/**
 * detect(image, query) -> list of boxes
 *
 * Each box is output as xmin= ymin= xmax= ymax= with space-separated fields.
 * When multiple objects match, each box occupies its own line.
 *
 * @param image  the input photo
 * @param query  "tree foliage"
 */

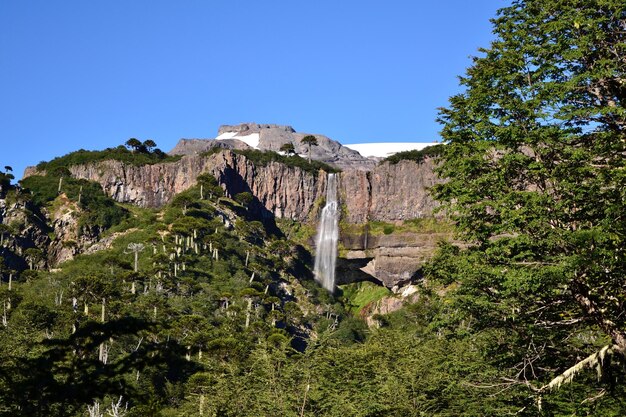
xmin=280 ymin=143 xmax=296 ymax=156
xmin=301 ymin=135 xmax=318 ymax=164
xmin=431 ymin=0 xmax=626 ymax=406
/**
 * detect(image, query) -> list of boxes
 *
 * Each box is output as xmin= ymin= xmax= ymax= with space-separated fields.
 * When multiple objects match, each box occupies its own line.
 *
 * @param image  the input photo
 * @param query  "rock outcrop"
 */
xmin=0 ymin=198 xmax=50 ymax=271
xmin=169 ymin=138 xmax=253 ymax=155
xmin=0 ymin=195 xmax=102 ymax=270
xmin=170 ymin=123 xmax=377 ymax=171
xmin=338 ymin=231 xmax=451 ymax=288
xmin=340 ymin=158 xmax=440 ymax=223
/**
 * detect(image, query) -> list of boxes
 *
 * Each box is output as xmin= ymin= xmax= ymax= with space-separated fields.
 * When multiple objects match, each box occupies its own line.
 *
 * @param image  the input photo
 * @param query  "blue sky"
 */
xmin=1 ymin=0 xmax=506 ymax=178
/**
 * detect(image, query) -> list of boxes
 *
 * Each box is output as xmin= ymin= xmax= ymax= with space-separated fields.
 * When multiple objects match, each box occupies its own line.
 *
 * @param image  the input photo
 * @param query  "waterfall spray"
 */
xmin=314 ymin=173 xmax=339 ymax=292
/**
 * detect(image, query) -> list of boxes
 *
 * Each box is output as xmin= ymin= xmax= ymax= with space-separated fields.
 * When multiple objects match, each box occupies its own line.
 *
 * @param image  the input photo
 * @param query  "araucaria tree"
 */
xmin=301 ymin=135 xmax=318 ymax=163
xmin=432 ymin=0 xmax=626 ymax=401
xmin=125 ymin=138 xmax=142 ymax=153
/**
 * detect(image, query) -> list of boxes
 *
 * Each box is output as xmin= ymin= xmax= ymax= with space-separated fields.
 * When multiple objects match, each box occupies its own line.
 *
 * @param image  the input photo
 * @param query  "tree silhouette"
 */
xmin=124 ymin=138 xmax=142 ymax=153
xmin=142 ymin=139 xmax=156 ymax=153
xmin=301 ymin=135 xmax=318 ymax=164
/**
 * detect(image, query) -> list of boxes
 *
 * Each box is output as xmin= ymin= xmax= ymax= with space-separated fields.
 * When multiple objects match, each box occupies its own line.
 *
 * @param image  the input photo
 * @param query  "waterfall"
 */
xmin=314 ymin=173 xmax=339 ymax=292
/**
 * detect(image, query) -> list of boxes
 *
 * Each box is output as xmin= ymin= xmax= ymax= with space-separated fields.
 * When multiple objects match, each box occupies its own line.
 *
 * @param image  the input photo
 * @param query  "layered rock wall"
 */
xmin=24 ymin=151 xmax=440 ymax=224
xmin=26 ymin=152 xmax=327 ymax=222
xmin=340 ymin=158 xmax=440 ymax=223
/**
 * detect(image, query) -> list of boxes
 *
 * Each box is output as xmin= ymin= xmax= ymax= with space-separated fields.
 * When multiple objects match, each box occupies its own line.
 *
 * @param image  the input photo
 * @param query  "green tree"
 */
xmin=234 ymin=192 xmax=254 ymax=211
xmin=300 ymin=135 xmax=318 ymax=164
xmin=0 ymin=170 xmax=14 ymax=196
xmin=196 ymin=173 xmax=223 ymax=200
xmin=142 ymin=139 xmax=157 ymax=153
xmin=23 ymin=248 xmax=44 ymax=270
xmin=279 ymin=143 xmax=296 ymax=156
xmin=432 ymin=0 xmax=626 ymax=401
xmin=125 ymin=138 xmax=142 ymax=153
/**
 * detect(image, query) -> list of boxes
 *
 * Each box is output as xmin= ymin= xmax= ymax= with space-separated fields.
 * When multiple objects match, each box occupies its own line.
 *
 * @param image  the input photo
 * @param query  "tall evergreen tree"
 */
xmin=433 ymin=0 xmax=626 ymax=398
xmin=301 ymin=135 xmax=318 ymax=164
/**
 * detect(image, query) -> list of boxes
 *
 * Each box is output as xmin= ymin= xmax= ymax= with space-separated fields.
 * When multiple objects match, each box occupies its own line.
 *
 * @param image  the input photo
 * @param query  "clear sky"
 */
xmin=1 ymin=0 xmax=507 ymax=178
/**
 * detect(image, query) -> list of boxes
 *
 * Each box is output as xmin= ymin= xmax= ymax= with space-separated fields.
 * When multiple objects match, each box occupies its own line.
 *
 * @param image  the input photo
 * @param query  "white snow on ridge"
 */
xmin=215 ymin=132 xmax=260 ymax=149
xmin=344 ymin=142 xmax=438 ymax=158
xmin=215 ymin=132 xmax=238 ymax=140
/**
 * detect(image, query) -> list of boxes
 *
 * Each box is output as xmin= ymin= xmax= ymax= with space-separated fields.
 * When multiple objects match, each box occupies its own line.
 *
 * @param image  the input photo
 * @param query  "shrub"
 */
xmin=381 ymin=144 xmax=444 ymax=165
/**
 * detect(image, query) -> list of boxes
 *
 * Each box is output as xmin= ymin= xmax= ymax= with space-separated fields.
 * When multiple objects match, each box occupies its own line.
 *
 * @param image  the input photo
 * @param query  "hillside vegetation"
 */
xmin=2 ymin=0 xmax=626 ymax=413
xmin=36 ymin=144 xmax=180 ymax=173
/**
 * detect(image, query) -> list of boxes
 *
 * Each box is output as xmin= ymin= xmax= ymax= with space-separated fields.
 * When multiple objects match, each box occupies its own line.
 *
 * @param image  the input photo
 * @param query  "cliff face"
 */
xmin=340 ymin=158 xmax=440 ymax=223
xmin=0 ymin=196 xmax=97 ymax=271
xmin=27 ymin=152 xmax=327 ymax=222
xmin=24 ymin=150 xmax=440 ymax=224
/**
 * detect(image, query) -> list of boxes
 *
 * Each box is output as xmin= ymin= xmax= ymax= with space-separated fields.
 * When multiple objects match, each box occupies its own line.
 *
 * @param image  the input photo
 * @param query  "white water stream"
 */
xmin=314 ymin=173 xmax=339 ymax=292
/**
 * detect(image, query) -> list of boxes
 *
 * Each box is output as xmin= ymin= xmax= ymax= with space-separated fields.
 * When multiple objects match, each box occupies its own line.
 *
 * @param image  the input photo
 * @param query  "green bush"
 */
xmin=381 ymin=144 xmax=444 ymax=165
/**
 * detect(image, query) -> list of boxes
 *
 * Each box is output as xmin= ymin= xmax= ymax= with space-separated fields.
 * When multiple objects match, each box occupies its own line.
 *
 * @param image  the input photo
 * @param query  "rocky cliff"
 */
xmin=340 ymin=158 xmax=440 ymax=223
xmin=0 ymin=195 xmax=101 ymax=270
xmin=24 ymin=150 xmax=440 ymax=224
xmin=26 ymin=151 xmax=328 ymax=221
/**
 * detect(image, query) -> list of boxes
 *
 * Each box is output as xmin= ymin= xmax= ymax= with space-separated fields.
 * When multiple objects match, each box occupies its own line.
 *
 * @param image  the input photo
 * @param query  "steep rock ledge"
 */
xmin=26 ymin=151 xmax=327 ymax=222
xmin=340 ymin=157 xmax=441 ymax=223
xmin=24 ymin=151 xmax=442 ymax=224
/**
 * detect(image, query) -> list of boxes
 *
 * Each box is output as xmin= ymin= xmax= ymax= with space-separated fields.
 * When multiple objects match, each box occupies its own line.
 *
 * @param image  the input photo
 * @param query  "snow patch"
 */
xmin=215 ymin=132 xmax=238 ymax=140
xmin=215 ymin=132 xmax=260 ymax=149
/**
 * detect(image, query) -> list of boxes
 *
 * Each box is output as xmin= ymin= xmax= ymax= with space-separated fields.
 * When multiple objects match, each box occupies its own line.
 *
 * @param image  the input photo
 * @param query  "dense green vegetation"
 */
xmin=0 ymin=166 xmax=15 ymax=198
xmin=381 ymin=144 xmax=444 ymax=165
xmin=36 ymin=144 xmax=180 ymax=173
xmin=429 ymin=0 xmax=626 ymax=412
xmin=1 ymin=0 xmax=625 ymax=415
xmin=234 ymin=148 xmax=340 ymax=174
xmin=21 ymin=175 xmax=128 ymax=231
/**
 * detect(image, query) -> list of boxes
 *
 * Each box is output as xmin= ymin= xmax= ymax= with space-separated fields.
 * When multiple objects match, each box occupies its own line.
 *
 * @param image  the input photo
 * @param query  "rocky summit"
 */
xmin=169 ymin=123 xmax=378 ymax=171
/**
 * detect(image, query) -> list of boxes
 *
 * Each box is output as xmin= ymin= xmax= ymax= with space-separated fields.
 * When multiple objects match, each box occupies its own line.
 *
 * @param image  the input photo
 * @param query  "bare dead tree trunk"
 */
xmin=245 ymin=298 xmax=252 ymax=328
xmin=2 ymin=301 xmax=7 ymax=327
xmin=299 ymin=380 xmax=310 ymax=417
